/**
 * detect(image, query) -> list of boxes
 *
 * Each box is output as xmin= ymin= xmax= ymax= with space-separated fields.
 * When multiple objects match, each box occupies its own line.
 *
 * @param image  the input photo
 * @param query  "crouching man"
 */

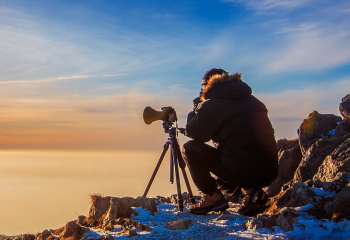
xmin=182 ymin=68 xmax=278 ymax=216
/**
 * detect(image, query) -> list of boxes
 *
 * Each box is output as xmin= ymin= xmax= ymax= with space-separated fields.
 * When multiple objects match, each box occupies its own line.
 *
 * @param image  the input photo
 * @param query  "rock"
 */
xmin=298 ymin=110 xmax=342 ymax=156
xmin=277 ymin=182 xmax=315 ymax=208
xmin=156 ymin=196 xmax=171 ymax=203
xmin=335 ymin=122 xmax=350 ymax=137
xmin=265 ymin=144 xmax=302 ymax=196
xmin=36 ymin=230 xmax=52 ymax=240
xmin=339 ymin=94 xmax=350 ymax=123
xmin=116 ymin=218 xmax=153 ymax=232
xmin=276 ymin=208 xmax=295 ymax=232
xmin=170 ymin=192 xmax=190 ymax=204
xmin=314 ymin=138 xmax=350 ymax=181
xmin=118 ymin=229 xmax=137 ymax=238
xmin=165 ymin=220 xmax=195 ymax=230
xmin=323 ymin=200 xmax=338 ymax=214
xmin=103 ymin=198 xmax=138 ymax=224
xmin=334 ymin=187 xmax=350 ymax=199
xmin=334 ymin=172 xmax=350 ymax=180
xmin=105 ymin=235 xmax=115 ymax=240
xmin=294 ymin=134 xmax=349 ymax=182
xmin=312 ymin=179 xmax=338 ymax=192
xmin=77 ymin=215 xmax=86 ymax=225
xmin=322 ymin=188 xmax=350 ymax=219
xmin=20 ymin=235 xmax=35 ymax=240
xmin=88 ymin=196 xmax=157 ymax=226
xmin=60 ymin=221 xmax=88 ymax=240
xmin=244 ymin=218 xmax=264 ymax=231
xmin=257 ymin=214 xmax=279 ymax=229
xmin=276 ymin=138 xmax=299 ymax=153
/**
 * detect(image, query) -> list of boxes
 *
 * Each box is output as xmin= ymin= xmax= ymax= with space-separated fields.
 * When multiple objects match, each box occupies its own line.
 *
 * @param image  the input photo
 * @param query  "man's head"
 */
xmin=202 ymin=68 xmax=228 ymax=86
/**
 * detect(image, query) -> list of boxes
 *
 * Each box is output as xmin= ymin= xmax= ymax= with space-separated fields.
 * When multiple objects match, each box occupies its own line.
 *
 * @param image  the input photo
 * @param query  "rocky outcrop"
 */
xmin=265 ymin=139 xmax=302 ymax=197
xmin=339 ymin=94 xmax=350 ymax=124
xmin=293 ymin=134 xmax=350 ymax=182
xmin=298 ymin=110 xmax=342 ymax=156
xmin=86 ymin=194 xmax=157 ymax=227
xmin=275 ymin=182 xmax=316 ymax=209
xmin=251 ymin=94 xmax=350 ymax=232
xmin=314 ymin=138 xmax=350 ymax=181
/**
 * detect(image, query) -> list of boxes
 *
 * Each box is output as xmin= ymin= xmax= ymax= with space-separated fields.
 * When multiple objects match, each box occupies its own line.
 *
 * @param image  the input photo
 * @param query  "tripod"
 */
xmin=142 ymin=121 xmax=196 ymax=211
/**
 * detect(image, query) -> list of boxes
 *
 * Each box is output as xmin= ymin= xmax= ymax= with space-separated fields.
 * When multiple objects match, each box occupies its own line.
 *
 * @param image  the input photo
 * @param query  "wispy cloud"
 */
xmin=102 ymin=74 xmax=127 ymax=77
xmin=224 ymin=0 xmax=312 ymax=11
xmin=256 ymin=77 xmax=350 ymax=139
xmin=0 ymin=75 xmax=91 ymax=84
xmin=267 ymin=28 xmax=350 ymax=72
xmin=167 ymin=84 xmax=195 ymax=94
xmin=0 ymin=6 xmax=201 ymax=85
xmin=150 ymin=13 xmax=180 ymax=19
xmin=274 ymin=23 xmax=316 ymax=34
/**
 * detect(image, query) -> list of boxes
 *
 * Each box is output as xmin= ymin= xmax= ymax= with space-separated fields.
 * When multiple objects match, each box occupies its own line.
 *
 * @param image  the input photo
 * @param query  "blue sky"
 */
xmin=0 ymin=0 xmax=350 ymax=149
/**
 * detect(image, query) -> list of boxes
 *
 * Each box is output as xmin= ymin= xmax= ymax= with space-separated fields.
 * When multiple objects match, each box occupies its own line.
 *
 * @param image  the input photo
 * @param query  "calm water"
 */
xmin=0 ymin=150 xmax=196 ymax=235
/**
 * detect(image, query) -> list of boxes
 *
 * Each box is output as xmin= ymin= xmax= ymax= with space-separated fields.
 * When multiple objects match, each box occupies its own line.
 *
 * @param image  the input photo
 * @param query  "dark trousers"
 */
xmin=182 ymin=140 xmax=238 ymax=195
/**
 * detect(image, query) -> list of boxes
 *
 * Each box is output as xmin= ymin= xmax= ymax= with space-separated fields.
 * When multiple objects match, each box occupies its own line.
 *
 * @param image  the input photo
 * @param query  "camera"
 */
xmin=143 ymin=106 xmax=177 ymax=124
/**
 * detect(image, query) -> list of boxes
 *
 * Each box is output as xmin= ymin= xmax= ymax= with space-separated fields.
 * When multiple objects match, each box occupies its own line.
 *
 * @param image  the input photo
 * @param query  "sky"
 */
xmin=1 ymin=0 xmax=350 ymax=150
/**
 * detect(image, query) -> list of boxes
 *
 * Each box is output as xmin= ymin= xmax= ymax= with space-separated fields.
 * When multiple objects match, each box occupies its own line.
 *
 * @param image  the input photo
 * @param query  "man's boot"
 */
xmin=190 ymin=190 xmax=229 ymax=215
xmin=238 ymin=188 xmax=268 ymax=216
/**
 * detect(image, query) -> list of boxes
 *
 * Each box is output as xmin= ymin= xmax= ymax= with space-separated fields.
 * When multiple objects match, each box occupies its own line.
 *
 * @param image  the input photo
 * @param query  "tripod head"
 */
xmin=162 ymin=121 xmax=174 ymax=133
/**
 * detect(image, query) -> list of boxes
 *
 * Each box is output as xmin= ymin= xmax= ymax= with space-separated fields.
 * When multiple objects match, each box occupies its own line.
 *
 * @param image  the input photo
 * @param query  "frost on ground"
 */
xmin=80 ymin=201 xmax=350 ymax=240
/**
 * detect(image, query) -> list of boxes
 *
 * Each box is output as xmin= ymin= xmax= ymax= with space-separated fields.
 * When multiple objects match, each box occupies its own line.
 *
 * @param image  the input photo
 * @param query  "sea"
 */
xmin=0 ymin=150 xmax=196 ymax=235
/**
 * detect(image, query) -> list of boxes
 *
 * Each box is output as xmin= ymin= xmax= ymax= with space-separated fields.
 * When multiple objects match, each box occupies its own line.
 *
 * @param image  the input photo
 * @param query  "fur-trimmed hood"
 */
xmin=201 ymin=72 xmax=252 ymax=100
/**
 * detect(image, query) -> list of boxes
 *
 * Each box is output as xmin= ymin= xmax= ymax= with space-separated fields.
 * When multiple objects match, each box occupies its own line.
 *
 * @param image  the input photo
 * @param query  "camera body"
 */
xmin=143 ymin=106 xmax=177 ymax=124
xmin=161 ymin=107 xmax=177 ymax=122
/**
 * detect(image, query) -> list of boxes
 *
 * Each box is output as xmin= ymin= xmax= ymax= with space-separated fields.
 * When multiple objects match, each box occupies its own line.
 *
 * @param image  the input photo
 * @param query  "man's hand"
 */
xmin=161 ymin=106 xmax=178 ymax=122
xmin=178 ymin=127 xmax=186 ymax=135
xmin=193 ymin=97 xmax=202 ymax=110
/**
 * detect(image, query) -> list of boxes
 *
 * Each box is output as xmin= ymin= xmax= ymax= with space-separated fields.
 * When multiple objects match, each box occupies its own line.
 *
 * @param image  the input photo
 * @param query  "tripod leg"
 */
xmin=171 ymin=143 xmax=183 ymax=212
xmin=180 ymin=168 xmax=196 ymax=204
xmin=142 ymin=141 xmax=170 ymax=198
xmin=170 ymin=147 xmax=174 ymax=184
xmin=173 ymin=138 xmax=196 ymax=204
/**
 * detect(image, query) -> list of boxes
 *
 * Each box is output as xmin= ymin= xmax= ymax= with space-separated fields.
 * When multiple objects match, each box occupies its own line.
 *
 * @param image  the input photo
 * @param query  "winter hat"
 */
xmin=202 ymin=68 xmax=228 ymax=85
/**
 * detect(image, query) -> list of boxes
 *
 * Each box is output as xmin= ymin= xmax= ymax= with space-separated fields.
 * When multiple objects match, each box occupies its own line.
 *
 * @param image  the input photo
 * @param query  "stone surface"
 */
xmin=244 ymin=218 xmax=264 ymax=231
xmin=265 ymin=144 xmax=302 ymax=197
xmin=298 ymin=111 xmax=342 ymax=156
xmin=293 ymin=134 xmax=349 ymax=182
xmin=60 ymin=221 xmax=88 ymax=240
xmin=165 ymin=220 xmax=195 ymax=230
xmin=20 ymin=235 xmax=35 ymax=240
xmin=115 ymin=217 xmax=153 ymax=232
xmin=276 ymin=138 xmax=299 ymax=153
xmin=335 ymin=122 xmax=350 ymax=137
xmin=339 ymin=94 xmax=350 ymax=122
xmin=312 ymin=179 xmax=338 ymax=192
xmin=276 ymin=209 xmax=295 ymax=232
xmin=36 ymin=230 xmax=52 ymax=240
xmin=88 ymin=195 xmax=157 ymax=227
xmin=170 ymin=192 xmax=190 ymax=205
xmin=276 ymin=182 xmax=315 ymax=208
xmin=118 ymin=229 xmax=137 ymax=238
xmin=314 ymin=138 xmax=350 ymax=181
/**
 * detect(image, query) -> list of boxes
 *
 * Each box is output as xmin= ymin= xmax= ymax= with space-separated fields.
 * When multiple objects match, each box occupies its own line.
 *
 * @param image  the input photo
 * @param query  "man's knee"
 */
xmin=182 ymin=140 xmax=205 ymax=154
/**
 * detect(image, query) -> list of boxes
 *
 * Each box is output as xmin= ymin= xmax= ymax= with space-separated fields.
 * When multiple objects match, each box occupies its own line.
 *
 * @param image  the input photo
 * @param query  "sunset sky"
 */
xmin=1 ymin=0 xmax=350 ymax=149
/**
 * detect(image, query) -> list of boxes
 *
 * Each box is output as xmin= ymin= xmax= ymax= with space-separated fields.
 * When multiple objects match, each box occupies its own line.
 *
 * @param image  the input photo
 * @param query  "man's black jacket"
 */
xmin=185 ymin=73 xmax=278 ymax=188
